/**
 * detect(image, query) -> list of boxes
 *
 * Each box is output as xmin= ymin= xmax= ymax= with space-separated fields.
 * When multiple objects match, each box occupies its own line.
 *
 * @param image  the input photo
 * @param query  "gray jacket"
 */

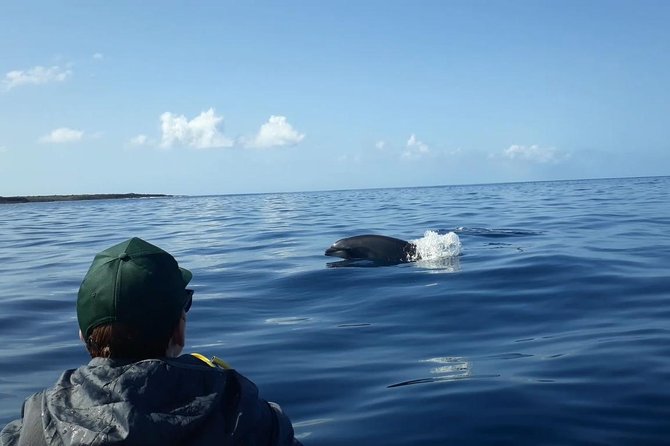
xmin=0 ymin=355 xmax=301 ymax=445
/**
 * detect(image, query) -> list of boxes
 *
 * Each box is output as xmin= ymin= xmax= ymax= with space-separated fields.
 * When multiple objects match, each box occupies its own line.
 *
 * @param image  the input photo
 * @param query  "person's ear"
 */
xmin=165 ymin=311 xmax=186 ymax=357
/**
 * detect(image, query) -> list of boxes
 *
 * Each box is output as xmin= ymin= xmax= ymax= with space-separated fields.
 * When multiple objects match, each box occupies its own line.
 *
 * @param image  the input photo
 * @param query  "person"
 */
xmin=0 ymin=237 xmax=302 ymax=445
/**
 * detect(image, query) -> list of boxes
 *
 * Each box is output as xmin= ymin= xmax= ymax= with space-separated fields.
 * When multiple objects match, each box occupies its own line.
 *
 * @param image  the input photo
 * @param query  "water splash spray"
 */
xmin=411 ymin=230 xmax=461 ymax=260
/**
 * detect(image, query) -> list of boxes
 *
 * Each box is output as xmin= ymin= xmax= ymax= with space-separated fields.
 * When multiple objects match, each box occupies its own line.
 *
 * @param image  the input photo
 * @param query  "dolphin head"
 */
xmin=325 ymin=238 xmax=371 ymax=260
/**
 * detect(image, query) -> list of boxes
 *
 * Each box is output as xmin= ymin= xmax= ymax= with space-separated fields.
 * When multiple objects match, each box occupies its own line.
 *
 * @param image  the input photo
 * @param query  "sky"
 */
xmin=1 ymin=0 xmax=669 ymax=196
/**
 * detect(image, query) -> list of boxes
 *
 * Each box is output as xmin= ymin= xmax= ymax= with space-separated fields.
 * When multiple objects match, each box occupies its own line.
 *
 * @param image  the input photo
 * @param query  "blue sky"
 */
xmin=1 ymin=1 xmax=669 ymax=195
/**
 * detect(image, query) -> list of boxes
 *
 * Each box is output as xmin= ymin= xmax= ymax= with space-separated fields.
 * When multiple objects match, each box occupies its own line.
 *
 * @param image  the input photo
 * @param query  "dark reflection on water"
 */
xmin=1 ymin=177 xmax=670 ymax=445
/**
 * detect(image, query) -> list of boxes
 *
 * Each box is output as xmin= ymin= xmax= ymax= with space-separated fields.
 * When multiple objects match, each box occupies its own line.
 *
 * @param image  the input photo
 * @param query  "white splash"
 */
xmin=411 ymin=230 xmax=461 ymax=260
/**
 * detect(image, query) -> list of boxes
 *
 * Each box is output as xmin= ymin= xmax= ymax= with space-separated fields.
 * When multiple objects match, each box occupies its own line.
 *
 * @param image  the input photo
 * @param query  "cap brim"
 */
xmin=180 ymin=267 xmax=193 ymax=285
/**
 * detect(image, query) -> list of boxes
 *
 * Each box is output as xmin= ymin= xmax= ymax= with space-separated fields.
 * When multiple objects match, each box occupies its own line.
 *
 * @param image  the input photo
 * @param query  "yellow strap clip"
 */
xmin=190 ymin=352 xmax=232 ymax=369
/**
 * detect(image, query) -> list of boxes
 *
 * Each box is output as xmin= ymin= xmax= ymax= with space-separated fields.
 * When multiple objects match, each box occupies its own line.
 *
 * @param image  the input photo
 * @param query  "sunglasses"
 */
xmin=184 ymin=289 xmax=194 ymax=313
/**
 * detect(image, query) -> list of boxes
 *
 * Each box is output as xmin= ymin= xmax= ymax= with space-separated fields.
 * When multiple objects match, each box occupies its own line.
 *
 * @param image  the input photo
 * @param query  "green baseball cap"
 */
xmin=77 ymin=237 xmax=192 ymax=340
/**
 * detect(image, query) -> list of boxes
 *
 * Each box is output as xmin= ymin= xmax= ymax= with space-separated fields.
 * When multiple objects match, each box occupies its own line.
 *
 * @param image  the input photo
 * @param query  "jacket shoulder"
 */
xmin=0 ymin=391 xmax=48 ymax=446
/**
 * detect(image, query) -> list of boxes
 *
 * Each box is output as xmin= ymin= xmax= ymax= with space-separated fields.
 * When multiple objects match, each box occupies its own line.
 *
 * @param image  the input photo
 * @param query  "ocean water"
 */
xmin=1 ymin=176 xmax=669 ymax=445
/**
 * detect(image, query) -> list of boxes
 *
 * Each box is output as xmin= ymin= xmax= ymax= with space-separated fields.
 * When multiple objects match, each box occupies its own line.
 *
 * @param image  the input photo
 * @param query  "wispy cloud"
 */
xmin=129 ymin=134 xmax=150 ymax=146
xmin=3 ymin=65 xmax=72 ymax=90
xmin=244 ymin=115 xmax=305 ymax=149
xmin=39 ymin=127 xmax=84 ymax=144
xmin=502 ymin=144 xmax=568 ymax=163
xmin=375 ymin=140 xmax=387 ymax=150
xmin=92 ymin=53 xmax=104 ymax=61
xmin=402 ymin=134 xmax=430 ymax=159
xmin=160 ymin=108 xmax=233 ymax=149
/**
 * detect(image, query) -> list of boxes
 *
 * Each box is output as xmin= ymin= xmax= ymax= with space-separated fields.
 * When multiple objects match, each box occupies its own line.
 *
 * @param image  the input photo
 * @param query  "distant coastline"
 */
xmin=0 ymin=193 xmax=171 ymax=204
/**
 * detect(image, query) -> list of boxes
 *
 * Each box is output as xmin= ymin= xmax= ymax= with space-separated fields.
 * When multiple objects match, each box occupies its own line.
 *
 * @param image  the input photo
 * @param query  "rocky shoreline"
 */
xmin=0 ymin=193 xmax=171 ymax=204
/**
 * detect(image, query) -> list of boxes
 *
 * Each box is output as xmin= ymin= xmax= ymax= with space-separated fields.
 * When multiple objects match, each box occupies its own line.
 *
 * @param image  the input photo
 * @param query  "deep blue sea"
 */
xmin=1 ymin=176 xmax=669 ymax=445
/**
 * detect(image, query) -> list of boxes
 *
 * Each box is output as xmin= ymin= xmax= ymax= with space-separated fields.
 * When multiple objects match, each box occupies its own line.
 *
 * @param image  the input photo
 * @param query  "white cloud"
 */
xmin=3 ymin=65 xmax=72 ymax=90
xmin=160 ymin=108 xmax=233 ymax=149
xmin=245 ymin=115 xmax=305 ymax=149
xmin=0 ymin=146 xmax=7 ymax=153
xmin=375 ymin=140 xmax=387 ymax=150
xmin=503 ymin=144 xmax=567 ymax=163
xmin=402 ymin=134 xmax=430 ymax=159
xmin=129 ymin=134 xmax=149 ymax=146
xmin=39 ymin=127 xmax=84 ymax=144
xmin=93 ymin=53 xmax=104 ymax=61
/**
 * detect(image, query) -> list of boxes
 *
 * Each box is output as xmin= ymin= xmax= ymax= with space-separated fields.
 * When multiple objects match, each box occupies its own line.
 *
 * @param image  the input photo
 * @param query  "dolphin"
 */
xmin=325 ymin=235 xmax=418 ymax=264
